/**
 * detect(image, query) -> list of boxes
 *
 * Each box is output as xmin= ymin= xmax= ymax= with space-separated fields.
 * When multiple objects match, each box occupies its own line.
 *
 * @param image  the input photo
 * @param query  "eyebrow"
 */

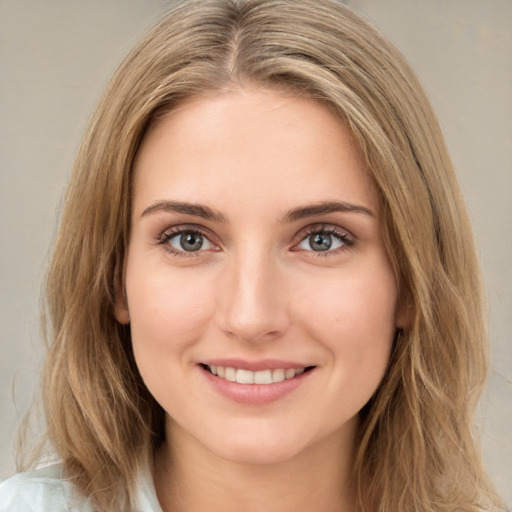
xmin=279 ymin=201 xmax=375 ymax=223
xmin=140 ymin=199 xmax=374 ymax=223
xmin=141 ymin=200 xmax=228 ymax=222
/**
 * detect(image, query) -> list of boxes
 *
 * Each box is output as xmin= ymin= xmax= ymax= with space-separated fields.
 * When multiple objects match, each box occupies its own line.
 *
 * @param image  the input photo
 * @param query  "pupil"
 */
xmin=310 ymin=233 xmax=332 ymax=251
xmin=180 ymin=233 xmax=203 ymax=251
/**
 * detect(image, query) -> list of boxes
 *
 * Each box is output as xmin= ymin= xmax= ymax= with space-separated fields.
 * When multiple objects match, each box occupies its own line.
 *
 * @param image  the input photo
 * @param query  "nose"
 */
xmin=215 ymin=249 xmax=290 ymax=344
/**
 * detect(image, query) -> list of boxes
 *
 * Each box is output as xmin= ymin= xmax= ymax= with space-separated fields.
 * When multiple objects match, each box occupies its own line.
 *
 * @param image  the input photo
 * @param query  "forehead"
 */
xmin=132 ymin=87 xmax=378 ymax=218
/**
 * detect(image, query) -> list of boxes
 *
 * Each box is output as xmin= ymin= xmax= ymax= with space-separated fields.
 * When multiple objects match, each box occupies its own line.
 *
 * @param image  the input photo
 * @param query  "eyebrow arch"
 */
xmin=141 ymin=200 xmax=227 ymax=223
xmin=279 ymin=201 xmax=375 ymax=224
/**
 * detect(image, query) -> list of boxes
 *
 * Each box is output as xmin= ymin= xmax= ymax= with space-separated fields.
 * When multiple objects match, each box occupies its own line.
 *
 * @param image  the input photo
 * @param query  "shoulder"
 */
xmin=0 ymin=464 xmax=91 ymax=512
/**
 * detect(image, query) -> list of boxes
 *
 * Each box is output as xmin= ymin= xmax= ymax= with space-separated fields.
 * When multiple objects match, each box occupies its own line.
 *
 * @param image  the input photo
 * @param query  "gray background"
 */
xmin=1 ymin=0 xmax=510 ymax=504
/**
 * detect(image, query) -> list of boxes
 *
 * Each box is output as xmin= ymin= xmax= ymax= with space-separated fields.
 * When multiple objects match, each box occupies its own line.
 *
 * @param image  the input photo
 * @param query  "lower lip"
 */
xmin=201 ymin=367 xmax=313 ymax=406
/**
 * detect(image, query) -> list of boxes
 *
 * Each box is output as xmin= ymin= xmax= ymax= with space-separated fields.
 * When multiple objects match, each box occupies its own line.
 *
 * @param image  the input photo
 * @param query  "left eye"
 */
xmin=167 ymin=231 xmax=214 ymax=252
xmin=297 ymin=232 xmax=345 ymax=252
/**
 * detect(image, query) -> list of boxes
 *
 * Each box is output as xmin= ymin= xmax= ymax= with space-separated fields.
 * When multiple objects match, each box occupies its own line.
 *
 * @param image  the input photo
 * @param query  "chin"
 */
xmin=214 ymin=440 xmax=306 ymax=466
xmin=198 ymin=422 xmax=323 ymax=466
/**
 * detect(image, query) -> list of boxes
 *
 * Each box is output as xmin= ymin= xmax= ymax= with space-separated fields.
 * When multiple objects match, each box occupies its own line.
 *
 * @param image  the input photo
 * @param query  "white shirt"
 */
xmin=0 ymin=463 xmax=164 ymax=512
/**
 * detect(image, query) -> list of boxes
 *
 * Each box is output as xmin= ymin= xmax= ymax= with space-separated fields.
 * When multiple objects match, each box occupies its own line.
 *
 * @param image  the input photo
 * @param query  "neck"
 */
xmin=154 ymin=419 xmax=358 ymax=512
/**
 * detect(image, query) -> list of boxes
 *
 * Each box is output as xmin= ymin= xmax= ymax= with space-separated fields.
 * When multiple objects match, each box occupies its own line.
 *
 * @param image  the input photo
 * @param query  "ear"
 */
xmin=113 ymin=262 xmax=130 ymax=325
xmin=114 ymin=295 xmax=130 ymax=325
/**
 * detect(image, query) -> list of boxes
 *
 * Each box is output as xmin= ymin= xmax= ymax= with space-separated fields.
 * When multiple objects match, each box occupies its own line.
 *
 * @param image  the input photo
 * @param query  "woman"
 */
xmin=0 ymin=0 xmax=504 ymax=510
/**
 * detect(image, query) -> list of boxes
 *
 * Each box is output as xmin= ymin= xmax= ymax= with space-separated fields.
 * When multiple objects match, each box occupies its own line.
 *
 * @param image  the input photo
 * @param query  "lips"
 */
xmin=198 ymin=360 xmax=315 ymax=405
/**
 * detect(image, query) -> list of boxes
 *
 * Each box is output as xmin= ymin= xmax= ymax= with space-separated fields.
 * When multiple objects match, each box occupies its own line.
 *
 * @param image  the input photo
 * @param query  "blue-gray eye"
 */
xmin=168 ymin=232 xmax=213 ymax=252
xmin=298 ymin=232 xmax=344 ymax=252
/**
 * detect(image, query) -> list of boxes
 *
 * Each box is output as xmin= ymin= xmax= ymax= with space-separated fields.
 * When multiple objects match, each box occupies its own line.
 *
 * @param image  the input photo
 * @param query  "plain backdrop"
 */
xmin=1 ymin=0 xmax=510 ymax=505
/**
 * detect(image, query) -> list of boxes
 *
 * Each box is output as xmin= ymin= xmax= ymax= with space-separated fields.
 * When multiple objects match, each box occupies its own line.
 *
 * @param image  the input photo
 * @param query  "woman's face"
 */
xmin=116 ymin=87 xmax=402 ymax=465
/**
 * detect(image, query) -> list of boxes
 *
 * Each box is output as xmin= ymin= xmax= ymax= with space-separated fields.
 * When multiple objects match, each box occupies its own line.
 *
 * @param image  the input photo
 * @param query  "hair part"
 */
xmin=23 ymin=0 xmax=503 ymax=510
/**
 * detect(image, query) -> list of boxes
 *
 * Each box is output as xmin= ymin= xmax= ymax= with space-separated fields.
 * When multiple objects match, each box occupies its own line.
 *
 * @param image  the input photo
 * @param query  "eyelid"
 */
xmin=155 ymin=224 xmax=220 ymax=257
xmin=291 ymin=223 xmax=355 ymax=254
xmin=155 ymin=222 xmax=355 ymax=258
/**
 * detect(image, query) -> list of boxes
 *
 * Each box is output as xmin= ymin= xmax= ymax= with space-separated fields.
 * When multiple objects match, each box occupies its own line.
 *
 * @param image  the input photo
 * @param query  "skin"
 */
xmin=116 ymin=86 xmax=403 ymax=512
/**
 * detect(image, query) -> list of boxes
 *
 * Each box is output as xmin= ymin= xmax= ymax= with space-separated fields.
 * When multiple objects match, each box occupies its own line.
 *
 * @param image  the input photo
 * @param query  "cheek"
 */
xmin=296 ymin=260 xmax=398 ymax=369
xmin=125 ymin=263 xmax=216 ymax=371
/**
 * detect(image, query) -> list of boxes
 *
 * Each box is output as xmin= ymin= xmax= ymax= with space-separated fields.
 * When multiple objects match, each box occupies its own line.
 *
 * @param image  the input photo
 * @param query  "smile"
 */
xmin=201 ymin=364 xmax=314 ymax=384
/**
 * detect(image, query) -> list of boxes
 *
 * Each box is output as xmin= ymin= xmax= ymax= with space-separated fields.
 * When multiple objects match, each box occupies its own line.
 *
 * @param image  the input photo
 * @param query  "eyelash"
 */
xmin=291 ymin=224 xmax=355 ymax=257
xmin=155 ymin=223 xmax=355 ymax=258
xmin=156 ymin=225 xmax=216 ymax=258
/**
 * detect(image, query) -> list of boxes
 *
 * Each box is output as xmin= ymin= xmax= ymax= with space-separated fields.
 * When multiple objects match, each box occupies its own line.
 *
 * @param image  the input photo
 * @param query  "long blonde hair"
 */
xmin=23 ymin=0 xmax=502 ymax=510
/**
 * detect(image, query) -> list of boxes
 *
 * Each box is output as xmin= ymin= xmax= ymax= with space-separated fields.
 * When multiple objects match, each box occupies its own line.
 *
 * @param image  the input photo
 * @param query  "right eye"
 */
xmin=157 ymin=226 xmax=218 ymax=257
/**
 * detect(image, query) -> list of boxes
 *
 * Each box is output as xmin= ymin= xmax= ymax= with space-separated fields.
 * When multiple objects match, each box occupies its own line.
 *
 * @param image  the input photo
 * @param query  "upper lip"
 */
xmin=199 ymin=358 xmax=315 ymax=371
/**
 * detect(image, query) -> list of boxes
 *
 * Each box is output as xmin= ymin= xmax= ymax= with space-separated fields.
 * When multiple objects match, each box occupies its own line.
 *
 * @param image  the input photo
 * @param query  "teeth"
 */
xmin=254 ymin=369 xmax=272 ymax=384
xmin=284 ymin=368 xmax=295 ymax=379
xmin=225 ymin=367 xmax=236 ymax=382
xmin=205 ymin=365 xmax=308 ymax=384
xmin=271 ymin=368 xmax=285 ymax=383
xmin=236 ymin=369 xmax=254 ymax=384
